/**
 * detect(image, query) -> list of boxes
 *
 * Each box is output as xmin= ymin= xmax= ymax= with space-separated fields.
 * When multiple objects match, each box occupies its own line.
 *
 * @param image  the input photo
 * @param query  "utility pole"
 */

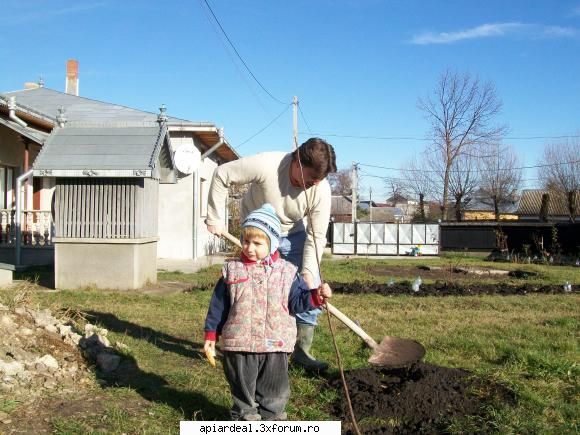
xmin=369 ymin=186 xmax=372 ymax=222
xmin=351 ymin=162 xmax=358 ymax=224
xmin=292 ymin=96 xmax=298 ymax=149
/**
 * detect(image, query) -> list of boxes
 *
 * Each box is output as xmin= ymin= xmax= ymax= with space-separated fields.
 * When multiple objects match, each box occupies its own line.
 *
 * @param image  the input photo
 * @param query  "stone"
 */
xmin=58 ymin=324 xmax=72 ymax=336
xmin=20 ymin=327 xmax=34 ymax=336
xmin=44 ymin=324 xmax=58 ymax=334
xmin=36 ymin=355 xmax=59 ymax=372
xmin=14 ymin=306 xmax=27 ymax=316
xmin=33 ymin=309 xmax=56 ymax=327
xmin=1 ymin=315 xmax=15 ymax=327
xmin=0 ymin=360 xmax=24 ymax=376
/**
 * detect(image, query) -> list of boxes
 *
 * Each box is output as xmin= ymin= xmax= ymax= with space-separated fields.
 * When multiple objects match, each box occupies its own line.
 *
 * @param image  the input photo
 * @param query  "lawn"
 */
xmin=1 ymin=254 xmax=578 ymax=434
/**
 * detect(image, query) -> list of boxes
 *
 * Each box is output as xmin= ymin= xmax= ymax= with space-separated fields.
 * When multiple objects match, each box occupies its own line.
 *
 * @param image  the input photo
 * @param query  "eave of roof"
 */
xmin=2 ymin=87 xmax=239 ymax=163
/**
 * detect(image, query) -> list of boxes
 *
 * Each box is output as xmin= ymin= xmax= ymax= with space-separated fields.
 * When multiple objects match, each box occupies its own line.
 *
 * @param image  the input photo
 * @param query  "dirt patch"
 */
xmin=331 ymin=363 xmax=516 ymax=434
xmin=329 ymin=281 xmax=574 ymax=296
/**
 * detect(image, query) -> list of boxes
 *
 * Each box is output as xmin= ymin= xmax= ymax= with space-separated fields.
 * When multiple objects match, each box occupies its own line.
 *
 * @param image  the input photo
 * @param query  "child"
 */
xmin=203 ymin=203 xmax=332 ymax=421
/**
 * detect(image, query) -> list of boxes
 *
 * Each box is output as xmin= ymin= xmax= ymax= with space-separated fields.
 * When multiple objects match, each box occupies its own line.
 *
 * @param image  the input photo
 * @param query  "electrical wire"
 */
xmin=358 ymin=159 xmax=580 ymax=174
xmin=234 ymin=104 xmax=292 ymax=150
xmin=298 ymin=132 xmax=580 ymax=142
xmin=201 ymin=0 xmax=288 ymax=105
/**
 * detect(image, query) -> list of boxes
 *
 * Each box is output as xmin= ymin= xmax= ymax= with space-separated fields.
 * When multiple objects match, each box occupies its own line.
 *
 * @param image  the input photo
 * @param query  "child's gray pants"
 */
xmin=223 ymin=351 xmax=289 ymax=420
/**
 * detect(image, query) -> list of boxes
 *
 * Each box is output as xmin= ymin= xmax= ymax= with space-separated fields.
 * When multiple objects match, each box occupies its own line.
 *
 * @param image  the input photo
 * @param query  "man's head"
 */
xmin=241 ymin=203 xmax=281 ymax=258
xmin=291 ymin=138 xmax=337 ymax=185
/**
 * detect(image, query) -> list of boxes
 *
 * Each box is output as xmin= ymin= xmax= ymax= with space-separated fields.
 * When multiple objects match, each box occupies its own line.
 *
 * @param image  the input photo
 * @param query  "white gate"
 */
xmin=332 ymin=222 xmax=439 ymax=255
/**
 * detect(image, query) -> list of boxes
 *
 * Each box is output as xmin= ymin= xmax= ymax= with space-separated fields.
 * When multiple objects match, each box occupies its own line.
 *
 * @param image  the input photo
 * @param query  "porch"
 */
xmin=0 ymin=209 xmax=54 ymax=266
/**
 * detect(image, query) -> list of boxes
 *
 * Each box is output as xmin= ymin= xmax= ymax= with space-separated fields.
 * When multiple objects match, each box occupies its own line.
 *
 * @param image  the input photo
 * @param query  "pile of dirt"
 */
xmin=329 ymin=281 xmax=575 ymax=296
xmin=330 ymin=363 xmax=516 ymax=434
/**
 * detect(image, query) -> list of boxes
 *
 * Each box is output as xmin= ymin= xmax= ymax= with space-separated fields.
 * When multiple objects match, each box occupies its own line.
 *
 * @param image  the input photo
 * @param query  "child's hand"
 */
xmin=318 ymin=283 xmax=332 ymax=300
xmin=204 ymin=340 xmax=216 ymax=367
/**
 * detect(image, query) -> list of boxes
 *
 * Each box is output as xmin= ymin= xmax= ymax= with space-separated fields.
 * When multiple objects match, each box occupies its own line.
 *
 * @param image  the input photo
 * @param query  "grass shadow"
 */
xmin=97 ymin=355 xmax=230 ymax=420
xmin=83 ymin=310 xmax=202 ymax=360
xmin=78 ymin=310 xmax=229 ymax=420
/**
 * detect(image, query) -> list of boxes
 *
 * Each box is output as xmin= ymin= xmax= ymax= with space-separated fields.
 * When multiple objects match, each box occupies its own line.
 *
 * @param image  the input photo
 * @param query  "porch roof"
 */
xmin=33 ymin=123 xmax=174 ymax=180
xmin=0 ymin=116 xmax=49 ymax=144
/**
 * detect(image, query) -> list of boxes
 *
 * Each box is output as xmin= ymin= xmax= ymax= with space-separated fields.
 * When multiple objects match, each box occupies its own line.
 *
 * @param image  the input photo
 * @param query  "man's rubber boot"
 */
xmin=292 ymin=324 xmax=328 ymax=372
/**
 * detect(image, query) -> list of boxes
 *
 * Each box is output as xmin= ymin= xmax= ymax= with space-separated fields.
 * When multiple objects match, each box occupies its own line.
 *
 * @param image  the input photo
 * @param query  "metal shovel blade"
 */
xmin=367 ymin=336 xmax=426 ymax=368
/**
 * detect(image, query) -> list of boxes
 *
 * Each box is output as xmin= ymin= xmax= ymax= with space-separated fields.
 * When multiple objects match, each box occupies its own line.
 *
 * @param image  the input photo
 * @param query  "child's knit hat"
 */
xmin=242 ymin=203 xmax=281 ymax=254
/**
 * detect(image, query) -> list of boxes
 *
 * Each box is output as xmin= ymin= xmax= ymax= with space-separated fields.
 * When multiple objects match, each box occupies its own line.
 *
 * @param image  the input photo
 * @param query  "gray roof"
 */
xmin=2 ymin=87 xmax=198 ymax=125
xmin=0 ymin=116 xmax=49 ymax=143
xmin=517 ymin=189 xmax=578 ymax=217
xmin=1 ymin=87 xmax=239 ymax=163
xmin=33 ymin=123 xmax=174 ymax=180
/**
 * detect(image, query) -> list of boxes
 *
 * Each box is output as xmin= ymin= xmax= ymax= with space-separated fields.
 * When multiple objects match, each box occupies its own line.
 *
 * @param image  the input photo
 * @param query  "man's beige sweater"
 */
xmin=206 ymin=151 xmax=331 ymax=279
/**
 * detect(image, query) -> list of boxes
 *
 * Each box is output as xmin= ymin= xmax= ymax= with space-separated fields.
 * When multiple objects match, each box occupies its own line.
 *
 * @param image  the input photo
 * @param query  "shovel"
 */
xmin=219 ymin=231 xmax=425 ymax=368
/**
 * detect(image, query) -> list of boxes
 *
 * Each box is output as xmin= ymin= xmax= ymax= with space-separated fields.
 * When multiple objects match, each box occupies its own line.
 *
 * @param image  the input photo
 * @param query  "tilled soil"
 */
xmin=329 ymin=281 xmax=575 ymax=296
xmin=331 ymin=363 xmax=516 ymax=434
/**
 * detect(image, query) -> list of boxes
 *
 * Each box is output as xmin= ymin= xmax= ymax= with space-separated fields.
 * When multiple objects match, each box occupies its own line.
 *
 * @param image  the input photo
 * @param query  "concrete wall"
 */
xmin=158 ymin=133 xmax=222 ymax=260
xmin=0 ymin=247 xmax=54 ymax=265
xmin=54 ymin=237 xmax=157 ymax=290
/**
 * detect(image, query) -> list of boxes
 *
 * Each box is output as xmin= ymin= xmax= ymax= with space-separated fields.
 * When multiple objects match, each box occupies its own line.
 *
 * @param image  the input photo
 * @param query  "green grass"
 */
xmin=1 ymin=255 xmax=578 ymax=433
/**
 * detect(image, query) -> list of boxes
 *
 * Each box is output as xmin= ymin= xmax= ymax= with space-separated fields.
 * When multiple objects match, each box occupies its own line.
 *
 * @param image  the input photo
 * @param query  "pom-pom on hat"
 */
xmin=242 ymin=203 xmax=281 ymax=254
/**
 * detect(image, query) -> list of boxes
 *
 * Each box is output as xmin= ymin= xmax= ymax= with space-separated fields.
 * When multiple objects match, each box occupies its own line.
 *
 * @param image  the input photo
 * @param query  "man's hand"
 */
xmin=317 ymin=283 xmax=332 ymax=301
xmin=207 ymin=224 xmax=223 ymax=236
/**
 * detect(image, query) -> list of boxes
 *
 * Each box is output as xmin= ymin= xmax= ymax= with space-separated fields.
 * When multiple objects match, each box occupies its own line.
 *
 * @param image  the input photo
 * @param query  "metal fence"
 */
xmin=332 ymin=222 xmax=439 ymax=255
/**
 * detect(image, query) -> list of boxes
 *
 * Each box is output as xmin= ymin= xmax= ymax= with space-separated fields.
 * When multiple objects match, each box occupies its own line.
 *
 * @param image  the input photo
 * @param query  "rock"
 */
xmin=58 ymin=324 xmax=72 ymax=336
xmin=36 ymin=355 xmax=59 ymax=372
xmin=1 ymin=315 xmax=15 ymax=327
xmin=14 ymin=306 xmax=26 ymax=316
xmin=44 ymin=324 xmax=58 ymax=334
xmin=66 ymin=332 xmax=82 ymax=346
xmin=43 ymin=379 xmax=57 ymax=389
xmin=0 ymin=360 xmax=25 ymax=376
xmin=20 ymin=327 xmax=34 ymax=336
xmin=96 ymin=353 xmax=121 ymax=372
xmin=32 ymin=309 xmax=56 ymax=327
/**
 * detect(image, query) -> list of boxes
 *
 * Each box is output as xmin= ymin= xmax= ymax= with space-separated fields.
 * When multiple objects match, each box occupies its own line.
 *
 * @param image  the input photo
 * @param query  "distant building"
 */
xmin=516 ymin=189 xmax=579 ymax=222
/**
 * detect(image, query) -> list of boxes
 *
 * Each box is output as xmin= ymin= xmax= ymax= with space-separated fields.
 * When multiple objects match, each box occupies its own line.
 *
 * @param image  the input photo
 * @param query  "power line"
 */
xmin=235 ymin=104 xmax=291 ymax=150
xmin=298 ymin=132 xmax=580 ymax=142
xmin=358 ymin=159 xmax=580 ymax=174
xmin=201 ymin=0 xmax=288 ymax=105
xmin=198 ymin=0 xmax=269 ymax=113
xmin=298 ymin=104 xmax=314 ymax=135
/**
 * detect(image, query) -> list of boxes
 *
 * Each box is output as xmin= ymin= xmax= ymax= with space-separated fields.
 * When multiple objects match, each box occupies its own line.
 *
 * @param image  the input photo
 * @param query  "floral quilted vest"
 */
xmin=220 ymin=258 xmax=298 ymax=353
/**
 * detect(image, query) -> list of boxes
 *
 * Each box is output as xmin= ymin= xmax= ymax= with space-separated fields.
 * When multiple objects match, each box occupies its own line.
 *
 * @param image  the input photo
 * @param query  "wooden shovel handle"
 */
xmin=221 ymin=231 xmax=242 ymax=248
xmin=220 ymin=231 xmax=378 ymax=350
xmin=325 ymin=302 xmax=379 ymax=350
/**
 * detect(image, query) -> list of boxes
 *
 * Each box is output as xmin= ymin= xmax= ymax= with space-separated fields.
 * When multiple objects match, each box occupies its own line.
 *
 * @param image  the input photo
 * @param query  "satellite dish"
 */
xmin=173 ymin=143 xmax=196 ymax=175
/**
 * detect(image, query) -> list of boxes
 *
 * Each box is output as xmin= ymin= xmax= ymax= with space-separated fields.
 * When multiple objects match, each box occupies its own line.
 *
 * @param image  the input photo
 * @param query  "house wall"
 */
xmin=0 ymin=126 xmax=47 ymax=210
xmin=157 ymin=133 xmax=221 ymax=260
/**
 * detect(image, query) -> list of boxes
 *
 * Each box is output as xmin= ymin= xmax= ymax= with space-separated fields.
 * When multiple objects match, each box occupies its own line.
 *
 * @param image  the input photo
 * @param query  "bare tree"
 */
xmin=448 ymin=152 xmax=479 ymax=221
xmin=383 ymin=177 xmax=406 ymax=204
xmin=328 ymin=168 xmax=354 ymax=196
xmin=418 ymin=70 xmax=506 ymax=220
xmin=478 ymin=143 xmax=522 ymax=220
xmin=401 ymin=155 xmax=433 ymax=221
xmin=538 ymin=137 xmax=580 ymax=222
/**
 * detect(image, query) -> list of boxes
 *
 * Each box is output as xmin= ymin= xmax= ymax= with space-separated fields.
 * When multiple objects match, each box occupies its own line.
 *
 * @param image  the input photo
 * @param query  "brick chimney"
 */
xmin=65 ymin=59 xmax=79 ymax=96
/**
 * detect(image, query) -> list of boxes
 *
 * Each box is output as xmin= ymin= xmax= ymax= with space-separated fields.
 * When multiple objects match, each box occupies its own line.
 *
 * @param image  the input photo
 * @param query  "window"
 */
xmin=0 ymin=166 xmax=15 ymax=209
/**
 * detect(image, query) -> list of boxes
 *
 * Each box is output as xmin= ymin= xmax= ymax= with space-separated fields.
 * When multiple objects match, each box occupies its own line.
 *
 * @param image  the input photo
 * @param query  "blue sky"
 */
xmin=1 ymin=0 xmax=579 ymax=199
